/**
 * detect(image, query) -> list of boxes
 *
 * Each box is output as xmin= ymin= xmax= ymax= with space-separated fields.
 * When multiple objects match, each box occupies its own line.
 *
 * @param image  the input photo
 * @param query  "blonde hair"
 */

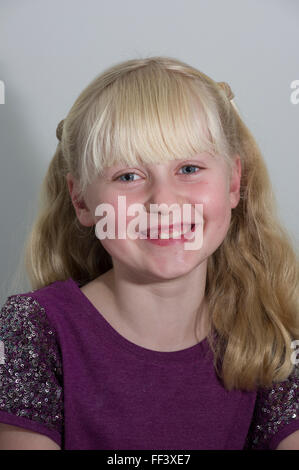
xmin=20 ymin=56 xmax=299 ymax=391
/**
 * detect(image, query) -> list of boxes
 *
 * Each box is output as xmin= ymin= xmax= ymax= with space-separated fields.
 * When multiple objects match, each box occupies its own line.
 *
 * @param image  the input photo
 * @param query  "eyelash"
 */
xmin=115 ymin=165 xmax=203 ymax=183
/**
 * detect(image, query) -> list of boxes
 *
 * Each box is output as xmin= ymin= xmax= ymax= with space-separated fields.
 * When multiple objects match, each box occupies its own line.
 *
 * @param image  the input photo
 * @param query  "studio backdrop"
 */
xmin=0 ymin=0 xmax=298 ymax=303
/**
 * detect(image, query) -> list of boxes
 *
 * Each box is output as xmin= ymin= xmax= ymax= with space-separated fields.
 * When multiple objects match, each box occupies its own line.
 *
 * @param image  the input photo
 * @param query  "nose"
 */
xmin=143 ymin=182 xmax=184 ymax=215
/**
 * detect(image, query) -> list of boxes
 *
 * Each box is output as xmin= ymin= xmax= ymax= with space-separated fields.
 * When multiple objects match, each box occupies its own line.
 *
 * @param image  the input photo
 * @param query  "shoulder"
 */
xmin=0 ymin=284 xmax=63 ymax=354
xmin=2 ymin=278 xmax=78 ymax=328
xmin=0 ymin=292 xmax=58 ymax=348
xmin=0 ymin=293 xmax=63 ymax=432
xmin=244 ymin=363 xmax=299 ymax=450
xmin=0 ymin=290 xmax=64 ymax=374
xmin=0 ymin=277 xmax=76 ymax=372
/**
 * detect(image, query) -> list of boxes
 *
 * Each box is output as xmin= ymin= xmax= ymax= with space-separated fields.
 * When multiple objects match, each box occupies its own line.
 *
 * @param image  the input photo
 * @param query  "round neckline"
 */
xmin=67 ymin=277 xmax=210 ymax=363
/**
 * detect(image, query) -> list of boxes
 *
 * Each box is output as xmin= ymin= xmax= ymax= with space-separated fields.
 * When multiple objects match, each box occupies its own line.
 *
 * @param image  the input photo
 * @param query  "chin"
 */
xmin=147 ymin=259 xmax=199 ymax=281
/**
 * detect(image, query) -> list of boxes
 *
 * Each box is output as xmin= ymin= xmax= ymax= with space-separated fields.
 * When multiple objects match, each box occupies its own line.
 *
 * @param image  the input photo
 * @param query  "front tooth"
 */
xmin=159 ymin=232 xmax=170 ymax=239
xmin=171 ymin=230 xmax=181 ymax=238
xmin=182 ymin=225 xmax=192 ymax=235
xmin=159 ymin=230 xmax=182 ymax=239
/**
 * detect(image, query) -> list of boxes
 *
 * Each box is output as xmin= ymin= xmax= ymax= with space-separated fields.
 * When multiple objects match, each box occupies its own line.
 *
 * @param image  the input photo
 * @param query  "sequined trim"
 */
xmin=0 ymin=295 xmax=63 ymax=435
xmin=244 ymin=363 xmax=299 ymax=449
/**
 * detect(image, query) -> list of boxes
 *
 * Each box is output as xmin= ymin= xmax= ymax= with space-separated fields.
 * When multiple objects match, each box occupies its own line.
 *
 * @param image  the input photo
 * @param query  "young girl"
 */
xmin=0 ymin=56 xmax=298 ymax=451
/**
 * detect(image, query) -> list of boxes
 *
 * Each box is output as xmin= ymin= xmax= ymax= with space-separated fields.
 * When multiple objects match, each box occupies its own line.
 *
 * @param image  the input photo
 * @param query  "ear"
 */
xmin=229 ymin=155 xmax=242 ymax=209
xmin=66 ymin=173 xmax=95 ymax=227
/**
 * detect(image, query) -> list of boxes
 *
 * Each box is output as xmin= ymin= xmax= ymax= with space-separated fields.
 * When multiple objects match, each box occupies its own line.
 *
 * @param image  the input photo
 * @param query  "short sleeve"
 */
xmin=244 ymin=363 xmax=299 ymax=450
xmin=0 ymin=294 xmax=63 ymax=448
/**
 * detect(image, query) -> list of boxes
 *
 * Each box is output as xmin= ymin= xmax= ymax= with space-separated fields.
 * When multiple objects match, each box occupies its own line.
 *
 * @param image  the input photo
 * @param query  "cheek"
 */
xmin=92 ymin=191 xmax=122 ymax=226
xmin=95 ymin=195 xmax=141 ymax=255
xmin=195 ymin=181 xmax=232 ymax=228
xmin=210 ymin=201 xmax=232 ymax=235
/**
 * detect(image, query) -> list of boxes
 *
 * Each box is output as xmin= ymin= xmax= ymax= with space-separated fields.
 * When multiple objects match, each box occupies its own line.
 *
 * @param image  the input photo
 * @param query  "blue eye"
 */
xmin=179 ymin=165 xmax=201 ymax=175
xmin=116 ymin=173 xmax=141 ymax=183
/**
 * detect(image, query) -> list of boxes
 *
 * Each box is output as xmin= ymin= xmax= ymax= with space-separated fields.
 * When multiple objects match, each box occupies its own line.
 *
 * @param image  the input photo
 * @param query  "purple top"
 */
xmin=0 ymin=277 xmax=298 ymax=450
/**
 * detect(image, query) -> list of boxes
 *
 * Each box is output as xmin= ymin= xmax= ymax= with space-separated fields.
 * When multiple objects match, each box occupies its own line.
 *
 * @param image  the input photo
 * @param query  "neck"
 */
xmin=101 ymin=262 xmax=209 ymax=352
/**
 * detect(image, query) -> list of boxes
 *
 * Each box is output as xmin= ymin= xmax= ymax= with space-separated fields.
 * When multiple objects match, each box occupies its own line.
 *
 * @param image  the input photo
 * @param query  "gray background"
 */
xmin=0 ymin=0 xmax=298 ymax=303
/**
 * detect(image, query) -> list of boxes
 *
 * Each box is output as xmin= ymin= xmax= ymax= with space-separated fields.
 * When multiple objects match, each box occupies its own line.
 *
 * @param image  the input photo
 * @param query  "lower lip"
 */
xmin=143 ymin=225 xmax=197 ymax=246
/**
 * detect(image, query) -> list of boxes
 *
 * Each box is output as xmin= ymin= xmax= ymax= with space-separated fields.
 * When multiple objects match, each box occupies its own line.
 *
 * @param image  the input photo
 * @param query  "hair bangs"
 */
xmin=80 ymin=64 xmax=229 ymax=194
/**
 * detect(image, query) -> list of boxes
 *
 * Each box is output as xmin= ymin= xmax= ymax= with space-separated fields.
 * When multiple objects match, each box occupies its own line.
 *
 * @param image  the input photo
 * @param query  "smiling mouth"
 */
xmin=145 ymin=223 xmax=196 ymax=239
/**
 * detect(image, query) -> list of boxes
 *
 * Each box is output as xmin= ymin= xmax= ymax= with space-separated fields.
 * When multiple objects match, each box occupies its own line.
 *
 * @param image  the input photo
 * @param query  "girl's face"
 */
xmin=66 ymin=152 xmax=241 ymax=281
